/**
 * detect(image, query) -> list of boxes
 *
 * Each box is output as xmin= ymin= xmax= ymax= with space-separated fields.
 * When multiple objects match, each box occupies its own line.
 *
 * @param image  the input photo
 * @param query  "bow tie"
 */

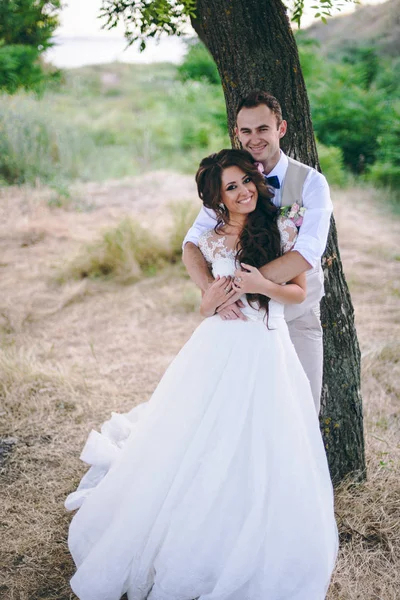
xmin=265 ymin=175 xmax=280 ymax=189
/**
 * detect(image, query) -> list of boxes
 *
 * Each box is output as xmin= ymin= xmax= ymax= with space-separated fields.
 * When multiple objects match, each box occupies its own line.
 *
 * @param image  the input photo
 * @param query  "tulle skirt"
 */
xmin=66 ymin=313 xmax=338 ymax=600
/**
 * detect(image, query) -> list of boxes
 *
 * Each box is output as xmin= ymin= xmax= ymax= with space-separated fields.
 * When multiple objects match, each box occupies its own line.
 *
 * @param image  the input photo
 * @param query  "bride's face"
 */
xmin=220 ymin=165 xmax=258 ymax=218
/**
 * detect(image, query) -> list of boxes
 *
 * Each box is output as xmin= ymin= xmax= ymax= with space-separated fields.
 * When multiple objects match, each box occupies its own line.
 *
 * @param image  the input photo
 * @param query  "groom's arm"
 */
xmin=182 ymin=206 xmax=217 ymax=291
xmin=259 ymin=251 xmax=311 ymax=285
xmin=262 ymin=173 xmax=333 ymax=284
xmin=183 ymin=243 xmax=214 ymax=292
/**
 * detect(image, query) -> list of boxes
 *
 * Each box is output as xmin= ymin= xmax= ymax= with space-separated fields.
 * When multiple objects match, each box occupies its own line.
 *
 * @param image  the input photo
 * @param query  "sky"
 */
xmin=46 ymin=0 xmax=386 ymax=68
xmin=56 ymin=0 xmax=385 ymax=38
xmin=57 ymin=0 xmax=126 ymax=37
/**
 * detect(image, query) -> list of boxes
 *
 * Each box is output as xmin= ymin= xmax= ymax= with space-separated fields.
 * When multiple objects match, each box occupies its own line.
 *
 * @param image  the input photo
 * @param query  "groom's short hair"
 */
xmin=236 ymin=90 xmax=283 ymax=127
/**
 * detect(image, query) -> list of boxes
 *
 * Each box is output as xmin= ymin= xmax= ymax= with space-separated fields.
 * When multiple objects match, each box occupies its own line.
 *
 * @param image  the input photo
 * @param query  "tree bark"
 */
xmin=192 ymin=0 xmax=365 ymax=484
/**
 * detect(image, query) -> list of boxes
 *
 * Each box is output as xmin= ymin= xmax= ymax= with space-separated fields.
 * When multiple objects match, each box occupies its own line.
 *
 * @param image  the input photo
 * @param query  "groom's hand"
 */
xmin=216 ymin=291 xmax=246 ymax=321
xmin=217 ymin=303 xmax=247 ymax=321
xmin=217 ymin=290 xmax=244 ymax=312
xmin=200 ymin=276 xmax=237 ymax=317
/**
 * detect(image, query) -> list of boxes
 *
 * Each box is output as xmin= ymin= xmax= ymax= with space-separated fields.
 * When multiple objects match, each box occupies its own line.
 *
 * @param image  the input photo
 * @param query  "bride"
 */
xmin=65 ymin=149 xmax=338 ymax=600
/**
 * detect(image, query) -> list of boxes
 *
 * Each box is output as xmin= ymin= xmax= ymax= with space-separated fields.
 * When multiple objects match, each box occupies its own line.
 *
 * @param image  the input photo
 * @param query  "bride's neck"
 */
xmin=220 ymin=215 xmax=246 ymax=236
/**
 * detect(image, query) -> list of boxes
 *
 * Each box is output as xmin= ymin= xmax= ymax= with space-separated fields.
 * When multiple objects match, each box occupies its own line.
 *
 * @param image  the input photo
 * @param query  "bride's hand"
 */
xmin=200 ymin=276 xmax=236 ymax=317
xmin=233 ymin=263 xmax=268 ymax=295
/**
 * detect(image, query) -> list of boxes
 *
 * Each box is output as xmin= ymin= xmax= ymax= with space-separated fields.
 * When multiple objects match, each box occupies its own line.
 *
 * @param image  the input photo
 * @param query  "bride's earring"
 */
xmin=219 ymin=203 xmax=227 ymax=222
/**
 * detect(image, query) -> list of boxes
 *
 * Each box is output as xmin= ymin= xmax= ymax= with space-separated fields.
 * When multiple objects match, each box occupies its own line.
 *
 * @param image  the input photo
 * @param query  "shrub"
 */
xmin=168 ymin=80 xmax=228 ymax=156
xmin=178 ymin=41 xmax=221 ymax=85
xmin=0 ymin=0 xmax=61 ymax=94
xmin=0 ymin=44 xmax=43 ymax=94
xmin=340 ymin=44 xmax=380 ymax=91
xmin=317 ymin=142 xmax=347 ymax=187
xmin=367 ymin=102 xmax=400 ymax=191
xmin=310 ymin=78 xmax=386 ymax=174
xmin=62 ymin=201 xmax=201 ymax=285
xmin=63 ymin=219 xmax=173 ymax=284
xmin=300 ymin=36 xmax=399 ymax=186
xmin=296 ymin=33 xmax=327 ymax=88
xmin=368 ymin=162 xmax=400 ymax=190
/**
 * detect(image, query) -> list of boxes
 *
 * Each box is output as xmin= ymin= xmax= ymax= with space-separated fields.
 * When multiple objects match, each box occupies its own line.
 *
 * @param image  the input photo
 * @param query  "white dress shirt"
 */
xmin=183 ymin=152 xmax=333 ymax=268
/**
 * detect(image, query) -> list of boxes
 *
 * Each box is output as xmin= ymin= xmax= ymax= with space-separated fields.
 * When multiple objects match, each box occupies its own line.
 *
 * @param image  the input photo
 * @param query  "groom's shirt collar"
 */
xmin=264 ymin=151 xmax=288 ymax=186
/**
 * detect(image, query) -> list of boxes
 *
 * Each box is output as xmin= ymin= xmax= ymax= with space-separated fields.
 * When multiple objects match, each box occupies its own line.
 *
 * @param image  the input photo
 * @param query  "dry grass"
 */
xmin=0 ymin=180 xmax=399 ymax=600
xmin=168 ymin=200 xmax=200 ymax=258
xmin=326 ymin=187 xmax=400 ymax=600
xmin=59 ymin=201 xmax=198 ymax=285
xmin=60 ymin=218 xmax=171 ymax=284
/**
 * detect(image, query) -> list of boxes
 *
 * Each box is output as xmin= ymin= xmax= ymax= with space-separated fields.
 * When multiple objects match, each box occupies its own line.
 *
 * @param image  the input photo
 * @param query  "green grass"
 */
xmin=0 ymin=93 xmax=94 ymax=185
xmin=0 ymin=62 xmax=230 ymax=186
xmin=0 ymin=58 xmax=397 ymax=211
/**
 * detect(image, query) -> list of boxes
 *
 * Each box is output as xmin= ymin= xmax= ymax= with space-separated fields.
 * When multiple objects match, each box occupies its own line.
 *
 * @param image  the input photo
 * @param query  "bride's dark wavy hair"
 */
xmin=195 ymin=148 xmax=282 ymax=313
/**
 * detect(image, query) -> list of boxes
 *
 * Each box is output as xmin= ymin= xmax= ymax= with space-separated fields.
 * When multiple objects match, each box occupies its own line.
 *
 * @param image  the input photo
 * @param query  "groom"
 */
xmin=182 ymin=90 xmax=333 ymax=413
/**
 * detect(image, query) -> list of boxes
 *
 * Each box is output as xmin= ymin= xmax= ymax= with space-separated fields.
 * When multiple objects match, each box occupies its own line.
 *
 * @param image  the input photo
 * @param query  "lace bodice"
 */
xmin=198 ymin=217 xmax=298 ymax=323
xmin=199 ymin=216 xmax=297 ymax=278
xmin=199 ymin=233 xmax=237 ymax=279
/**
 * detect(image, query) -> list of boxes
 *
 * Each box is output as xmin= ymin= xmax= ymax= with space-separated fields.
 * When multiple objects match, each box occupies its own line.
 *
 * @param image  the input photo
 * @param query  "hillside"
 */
xmin=305 ymin=0 xmax=400 ymax=55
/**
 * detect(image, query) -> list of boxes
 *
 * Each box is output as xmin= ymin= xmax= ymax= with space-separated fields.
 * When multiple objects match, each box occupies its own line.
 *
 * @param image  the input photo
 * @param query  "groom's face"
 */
xmin=236 ymin=105 xmax=287 ymax=171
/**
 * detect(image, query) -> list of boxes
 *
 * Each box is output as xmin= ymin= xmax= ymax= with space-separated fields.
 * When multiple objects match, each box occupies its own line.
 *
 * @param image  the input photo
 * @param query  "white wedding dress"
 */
xmin=66 ymin=217 xmax=338 ymax=600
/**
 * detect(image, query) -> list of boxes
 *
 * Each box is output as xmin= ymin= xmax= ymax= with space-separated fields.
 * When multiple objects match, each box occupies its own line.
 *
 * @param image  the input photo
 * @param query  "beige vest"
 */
xmin=280 ymin=158 xmax=324 ymax=322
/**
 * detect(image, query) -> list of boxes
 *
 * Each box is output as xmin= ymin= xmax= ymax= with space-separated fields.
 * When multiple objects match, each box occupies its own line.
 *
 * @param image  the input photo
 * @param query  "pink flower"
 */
xmin=255 ymin=162 xmax=264 ymax=174
xmin=288 ymin=202 xmax=300 ymax=219
xmin=294 ymin=216 xmax=304 ymax=227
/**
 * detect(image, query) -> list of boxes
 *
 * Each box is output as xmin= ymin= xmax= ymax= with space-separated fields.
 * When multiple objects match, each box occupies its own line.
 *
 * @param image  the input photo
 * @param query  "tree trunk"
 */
xmin=192 ymin=0 xmax=365 ymax=484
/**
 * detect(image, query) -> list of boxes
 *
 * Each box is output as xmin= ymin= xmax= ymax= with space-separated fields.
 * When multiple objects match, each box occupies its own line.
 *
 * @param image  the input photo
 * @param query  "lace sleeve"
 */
xmin=277 ymin=216 xmax=298 ymax=254
xmin=198 ymin=229 xmax=237 ymax=278
xmin=198 ymin=230 xmax=214 ymax=264
xmin=198 ymin=229 xmax=233 ymax=263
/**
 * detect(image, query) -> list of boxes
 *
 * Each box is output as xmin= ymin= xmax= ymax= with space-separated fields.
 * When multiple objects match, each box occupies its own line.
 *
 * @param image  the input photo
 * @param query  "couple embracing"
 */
xmin=65 ymin=91 xmax=338 ymax=600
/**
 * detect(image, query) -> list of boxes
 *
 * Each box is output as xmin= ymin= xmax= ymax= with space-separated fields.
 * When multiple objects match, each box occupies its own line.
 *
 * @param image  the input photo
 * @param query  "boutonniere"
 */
xmin=279 ymin=202 xmax=306 ymax=228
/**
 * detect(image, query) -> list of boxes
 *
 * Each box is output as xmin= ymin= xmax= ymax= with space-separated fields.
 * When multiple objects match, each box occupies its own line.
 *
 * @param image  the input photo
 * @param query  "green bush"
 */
xmin=310 ymin=78 xmax=386 ymax=174
xmin=375 ymin=56 xmax=400 ymax=97
xmin=368 ymin=162 xmax=400 ymax=190
xmin=168 ymin=80 xmax=228 ymax=158
xmin=0 ymin=0 xmax=61 ymax=94
xmin=340 ymin=45 xmax=380 ymax=91
xmin=317 ymin=142 xmax=347 ymax=187
xmin=178 ymin=41 xmax=221 ymax=85
xmin=296 ymin=33 xmax=327 ymax=88
xmin=0 ymin=44 xmax=43 ymax=94
xmin=367 ymin=101 xmax=400 ymax=190
xmin=299 ymin=35 xmax=399 ymax=190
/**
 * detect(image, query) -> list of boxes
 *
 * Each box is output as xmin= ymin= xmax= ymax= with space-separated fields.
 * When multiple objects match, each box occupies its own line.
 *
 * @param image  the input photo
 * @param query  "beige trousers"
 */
xmin=286 ymin=305 xmax=323 ymax=414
